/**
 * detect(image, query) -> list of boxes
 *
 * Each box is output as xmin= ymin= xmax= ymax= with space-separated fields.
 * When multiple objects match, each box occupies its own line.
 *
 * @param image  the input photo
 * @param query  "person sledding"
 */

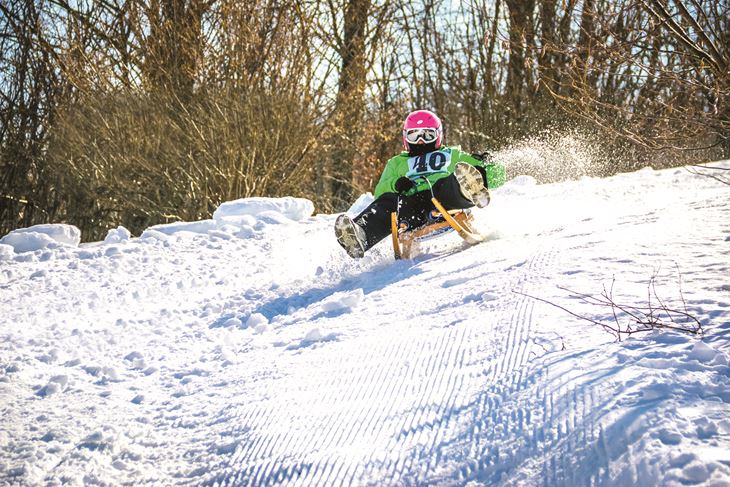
xmin=335 ymin=109 xmax=506 ymax=258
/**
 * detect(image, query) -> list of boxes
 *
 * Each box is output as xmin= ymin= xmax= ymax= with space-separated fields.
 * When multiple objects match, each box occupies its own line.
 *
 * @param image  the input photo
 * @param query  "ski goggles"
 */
xmin=404 ymin=127 xmax=439 ymax=144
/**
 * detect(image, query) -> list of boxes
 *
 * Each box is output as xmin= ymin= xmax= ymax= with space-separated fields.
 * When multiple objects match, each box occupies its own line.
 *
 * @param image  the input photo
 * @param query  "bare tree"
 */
xmin=543 ymin=0 xmax=729 ymax=163
xmin=0 ymin=0 xmax=67 ymax=235
xmin=1 ymin=0 xmax=727 ymax=239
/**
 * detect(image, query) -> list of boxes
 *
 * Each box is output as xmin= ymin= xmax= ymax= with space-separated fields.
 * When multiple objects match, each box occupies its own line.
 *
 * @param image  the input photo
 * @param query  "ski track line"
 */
xmin=358 ymin=331 xmax=446 ymax=484
xmin=398 ymin=237 xmax=557 ymax=484
xmin=333 ymin=333 xmax=415 ymax=484
xmin=393 ymin=329 xmax=461 ymax=482
xmin=196 ymin=226 xmax=596 ymax=486
xmin=357 ymin=237 xmax=560 ymax=485
xmin=221 ymin=316 xmax=481 ymax=486
xmin=214 ymin=336 xmax=378 ymax=484
xmin=448 ymin=234 xmax=599 ymax=485
xmin=496 ymin=237 xmax=555 ymax=378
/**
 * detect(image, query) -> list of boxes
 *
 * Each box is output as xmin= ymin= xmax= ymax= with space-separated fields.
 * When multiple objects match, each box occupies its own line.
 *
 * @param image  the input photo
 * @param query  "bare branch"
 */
xmin=516 ymin=271 xmax=705 ymax=342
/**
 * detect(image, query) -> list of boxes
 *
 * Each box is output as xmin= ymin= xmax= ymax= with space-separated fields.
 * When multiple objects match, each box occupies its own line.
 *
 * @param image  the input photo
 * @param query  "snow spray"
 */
xmin=494 ymin=129 xmax=610 ymax=183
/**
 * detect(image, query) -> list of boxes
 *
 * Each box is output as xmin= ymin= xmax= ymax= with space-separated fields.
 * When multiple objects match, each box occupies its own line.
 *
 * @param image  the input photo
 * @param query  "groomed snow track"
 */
xmin=1 ymin=163 xmax=729 ymax=486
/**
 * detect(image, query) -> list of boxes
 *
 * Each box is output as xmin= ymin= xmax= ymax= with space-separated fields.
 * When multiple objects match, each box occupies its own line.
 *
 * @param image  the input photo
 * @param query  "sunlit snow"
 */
xmin=1 ymin=161 xmax=729 ymax=486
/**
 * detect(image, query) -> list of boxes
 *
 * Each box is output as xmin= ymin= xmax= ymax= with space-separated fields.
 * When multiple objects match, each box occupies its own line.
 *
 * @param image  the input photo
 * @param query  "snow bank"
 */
xmin=103 ymin=226 xmax=132 ymax=244
xmin=213 ymin=197 xmax=314 ymax=225
xmin=130 ymin=198 xmax=314 ymax=240
xmin=0 ymin=224 xmax=81 ymax=253
xmin=0 ymin=198 xmax=315 ymax=254
xmin=145 ymin=219 xmax=218 ymax=236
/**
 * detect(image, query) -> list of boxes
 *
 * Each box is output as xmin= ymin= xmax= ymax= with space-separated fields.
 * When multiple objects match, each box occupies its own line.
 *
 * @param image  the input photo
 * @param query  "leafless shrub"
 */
xmin=516 ymin=269 xmax=704 ymax=341
xmin=47 ymin=88 xmax=321 ymax=239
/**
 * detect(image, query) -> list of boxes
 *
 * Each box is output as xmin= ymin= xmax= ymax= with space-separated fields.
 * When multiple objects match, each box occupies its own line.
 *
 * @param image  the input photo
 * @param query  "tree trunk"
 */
xmin=538 ymin=0 xmax=558 ymax=95
xmin=505 ymin=0 xmax=535 ymax=115
xmin=330 ymin=0 xmax=371 ymax=209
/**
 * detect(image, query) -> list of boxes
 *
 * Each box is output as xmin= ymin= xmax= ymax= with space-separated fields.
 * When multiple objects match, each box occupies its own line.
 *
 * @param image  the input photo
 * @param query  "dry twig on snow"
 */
xmin=515 ymin=268 xmax=704 ymax=341
xmin=686 ymin=165 xmax=730 ymax=185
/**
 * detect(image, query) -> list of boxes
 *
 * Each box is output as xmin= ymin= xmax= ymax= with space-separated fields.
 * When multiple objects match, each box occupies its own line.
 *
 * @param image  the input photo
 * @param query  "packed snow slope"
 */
xmin=1 ymin=162 xmax=729 ymax=486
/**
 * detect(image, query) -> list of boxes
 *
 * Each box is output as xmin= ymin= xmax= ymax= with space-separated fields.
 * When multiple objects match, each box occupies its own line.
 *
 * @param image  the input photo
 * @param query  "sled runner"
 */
xmin=390 ymin=196 xmax=485 ymax=260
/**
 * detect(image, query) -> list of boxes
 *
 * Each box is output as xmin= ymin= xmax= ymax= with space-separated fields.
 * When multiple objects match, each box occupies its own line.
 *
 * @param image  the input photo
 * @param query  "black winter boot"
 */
xmin=335 ymin=214 xmax=367 ymax=258
xmin=454 ymin=163 xmax=491 ymax=208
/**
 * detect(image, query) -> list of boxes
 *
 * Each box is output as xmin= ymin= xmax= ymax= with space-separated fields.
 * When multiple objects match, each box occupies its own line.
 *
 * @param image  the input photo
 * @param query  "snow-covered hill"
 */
xmin=1 ymin=162 xmax=729 ymax=486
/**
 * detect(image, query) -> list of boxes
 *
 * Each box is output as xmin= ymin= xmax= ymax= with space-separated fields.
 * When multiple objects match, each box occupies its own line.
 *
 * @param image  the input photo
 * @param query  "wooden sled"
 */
xmin=390 ymin=197 xmax=485 ymax=260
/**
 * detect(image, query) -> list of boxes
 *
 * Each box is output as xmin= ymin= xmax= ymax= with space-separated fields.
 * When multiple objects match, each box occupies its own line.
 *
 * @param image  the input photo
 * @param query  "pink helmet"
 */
xmin=402 ymin=110 xmax=443 ymax=150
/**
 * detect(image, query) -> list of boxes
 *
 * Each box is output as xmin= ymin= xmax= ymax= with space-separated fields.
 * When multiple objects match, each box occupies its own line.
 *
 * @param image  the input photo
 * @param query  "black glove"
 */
xmin=470 ymin=150 xmax=494 ymax=163
xmin=394 ymin=176 xmax=416 ymax=194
